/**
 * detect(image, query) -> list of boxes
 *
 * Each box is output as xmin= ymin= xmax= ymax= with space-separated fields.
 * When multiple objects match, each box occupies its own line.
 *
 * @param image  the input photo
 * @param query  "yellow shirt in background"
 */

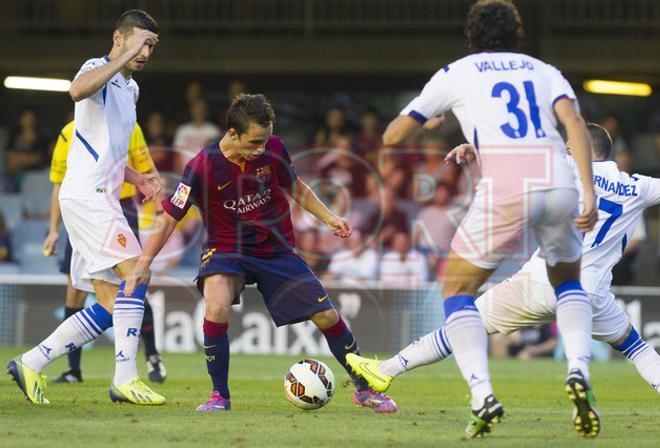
xmin=50 ymin=121 xmax=155 ymax=199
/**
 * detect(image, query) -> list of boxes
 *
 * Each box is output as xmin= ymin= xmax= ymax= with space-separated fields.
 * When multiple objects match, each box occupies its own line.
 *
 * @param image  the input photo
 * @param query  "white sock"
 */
xmin=380 ymin=327 xmax=452 ymax=377
xmin=112 ymin=284 xmax=147 ymax=386
xmin=444 ymin=296 xmax=492 ymax=409
xmin=22 ymin=303 xmax=112 ymax=372
xmin=555 ymin=282 xmax=592 ymax=380
xmin=614 ymin=327 xmax=660 ymax=392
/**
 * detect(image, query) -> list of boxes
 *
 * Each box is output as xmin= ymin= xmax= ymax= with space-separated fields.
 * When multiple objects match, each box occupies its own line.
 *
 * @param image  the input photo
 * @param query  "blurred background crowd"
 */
xmin=0 ymin=0 xmax=659 ymax=294
xmin=1 ymin=77 xmax=658 ymax=292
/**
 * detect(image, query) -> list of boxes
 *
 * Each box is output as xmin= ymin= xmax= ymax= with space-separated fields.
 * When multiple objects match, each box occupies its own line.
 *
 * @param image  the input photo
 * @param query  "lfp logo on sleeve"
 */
xmin=171 ymin=183 xmax=191 ymax=209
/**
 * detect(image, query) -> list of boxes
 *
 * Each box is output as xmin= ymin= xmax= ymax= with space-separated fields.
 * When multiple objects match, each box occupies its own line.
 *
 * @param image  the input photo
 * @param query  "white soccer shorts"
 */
xmin=60 ymin=198 xmax=141 ymax=292
xmin=450 ymin=187 xmax=583 ymax=270
xmin=476 ymin=273 xmax=631 ymax=344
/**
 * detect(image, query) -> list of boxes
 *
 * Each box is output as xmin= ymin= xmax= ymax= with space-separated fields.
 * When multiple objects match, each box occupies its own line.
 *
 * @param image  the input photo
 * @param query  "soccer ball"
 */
xmin=284 ymin=359 xmax=335 ymax=410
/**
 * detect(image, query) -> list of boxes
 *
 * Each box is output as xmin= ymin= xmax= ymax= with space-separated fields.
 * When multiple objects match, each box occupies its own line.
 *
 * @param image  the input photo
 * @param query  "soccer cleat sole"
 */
xmin=565 ymin=382 xmax=600 ymax=438
xmin=353 ymin=398 xmax=398 ymax=413
xmin=6 ymin=360 xmax=49 ymax=404
xmin=6 ymin=361 xmax=29 ymax=401
xmin=466 ymin=412 xmax=504 ymax=438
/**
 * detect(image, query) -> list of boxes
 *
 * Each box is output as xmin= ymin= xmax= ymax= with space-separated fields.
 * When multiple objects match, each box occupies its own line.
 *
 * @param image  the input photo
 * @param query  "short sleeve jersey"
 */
xmin=162 ymin=135 xmax=298 ymax=257
xmin=50 ymin=120 xmax=154 ymax=199
xmin=401 ymin=52 xmax=579 ymax=192
xmin=60 ymin=56 xmax=140 ymax=200
xmin=521 ymin=160 xmax=660 ymax=296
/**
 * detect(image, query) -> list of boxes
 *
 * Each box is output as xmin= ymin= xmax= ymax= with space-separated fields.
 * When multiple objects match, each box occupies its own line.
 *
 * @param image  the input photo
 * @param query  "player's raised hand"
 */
xmin=125 ymin=29 xmax=159 ymax=56
xmin=444 ymin=143 xmax=476 ymax=165
xmin=575 ymin=189 xmax=598 ymax=233
xmin=326 ymin=216 xmax=352 ymax=239
xmin=124 ymin=265 xmax=151 ymax=297
xmin=43 ymin=231 xmax=59 ymax=257
xmin=138 ymin=173 xmax=162 ymax=203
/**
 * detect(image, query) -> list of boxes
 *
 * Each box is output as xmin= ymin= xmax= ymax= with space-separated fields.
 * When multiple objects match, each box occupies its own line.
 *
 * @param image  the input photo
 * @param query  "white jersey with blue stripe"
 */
xmin=401 ymin=51 xmax=578 ymax=192
xmin=521 ymin=160 xmax=660 ymax=296
xmin=60 ymin=56 xmax=139 ymax=200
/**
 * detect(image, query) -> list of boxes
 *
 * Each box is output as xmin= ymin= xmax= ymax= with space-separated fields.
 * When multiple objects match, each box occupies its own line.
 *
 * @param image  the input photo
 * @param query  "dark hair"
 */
xmin=466 ymin=0 xmax=524 ymax=52
xmin=226 ymin=94 xmax=275 ymax=136
xmin=587 ymin=123 xmax=613 ymax=159
xmin=115 ymin=9 xmax=159 ymax=34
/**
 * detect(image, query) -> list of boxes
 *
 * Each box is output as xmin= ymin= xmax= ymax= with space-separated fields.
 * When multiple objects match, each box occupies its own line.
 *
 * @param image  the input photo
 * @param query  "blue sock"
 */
xmin=64 ymin=306 xmax=84 ymax=371
xmin=320 ymin=317 xmax=369 ymax=391
xmin=203 ymin=319 xmax=230 ymax=398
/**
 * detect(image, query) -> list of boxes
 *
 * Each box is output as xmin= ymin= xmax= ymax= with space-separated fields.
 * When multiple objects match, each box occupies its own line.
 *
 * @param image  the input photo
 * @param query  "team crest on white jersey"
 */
xmin=256 ymin=166 xmax=271 ymax=183
xmin=117 ymin=233 xmax=127 ymax=248
xmin=171 ymin=182 xmax=191 ymax=209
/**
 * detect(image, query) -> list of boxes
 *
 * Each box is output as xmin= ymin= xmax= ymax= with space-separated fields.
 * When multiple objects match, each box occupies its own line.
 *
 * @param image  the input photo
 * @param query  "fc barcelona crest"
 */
xmin=256 ymin=165 xmax=271 ymax=183
xmin=117 ymin=233 xmax=127 ymax=248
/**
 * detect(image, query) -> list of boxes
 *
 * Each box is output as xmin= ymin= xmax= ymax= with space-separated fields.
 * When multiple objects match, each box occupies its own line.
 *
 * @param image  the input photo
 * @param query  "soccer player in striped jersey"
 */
xmin=124 ymin=93 xmax=397 ymax=413
xmin=349 ymin=123 xmax=660 ymax=437
xmin=350 ymin=0 xmax=598 ymax=438
xmin=6 ymin=10 xmax=164 ymax=405
xmin=43 ymin=120 xmax=167 ymax=384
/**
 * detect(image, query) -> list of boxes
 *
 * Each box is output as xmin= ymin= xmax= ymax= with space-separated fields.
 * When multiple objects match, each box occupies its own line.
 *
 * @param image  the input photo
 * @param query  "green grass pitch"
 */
xmin=1 ymin=347 xmax=659 ymax=447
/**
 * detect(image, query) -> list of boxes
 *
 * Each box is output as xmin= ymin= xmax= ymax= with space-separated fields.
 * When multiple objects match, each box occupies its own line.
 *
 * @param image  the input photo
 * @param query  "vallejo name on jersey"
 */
xmin=475 ymin=59 xmax=534 ymax=73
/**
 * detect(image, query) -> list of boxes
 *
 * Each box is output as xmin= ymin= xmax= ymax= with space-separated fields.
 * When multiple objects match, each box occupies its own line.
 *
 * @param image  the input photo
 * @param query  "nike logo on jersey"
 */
xmin=317 ymin=294 xmax=329 ymax=303
xmin=217 ymin=181 xmax=233 ymax=191
xmin=111 ymin=80 xmax=121 ymax=88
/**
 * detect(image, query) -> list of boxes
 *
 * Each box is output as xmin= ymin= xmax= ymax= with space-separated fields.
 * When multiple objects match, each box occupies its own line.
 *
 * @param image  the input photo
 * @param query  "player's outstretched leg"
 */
xmin=347 ymin=326 xmax=452 ymax=392
xmin=553 ymin=280 xmax=599 ymax=437
xmin=109 ymin=282 xmax=165 ymax=405
xmin=142 ymin=298 xmax=167 ymax=384
xmin=612 ymin=327 xmax=660 ymax=394
xmin=53 ymin=305 xmax=84 ymax=384
xmin=196 ymin=319 xmax=231 ymax=412
xmin=313 ymin=311 xmax=397 ymax=413
xmin=7 ymin=302 xmax=113 ymax=403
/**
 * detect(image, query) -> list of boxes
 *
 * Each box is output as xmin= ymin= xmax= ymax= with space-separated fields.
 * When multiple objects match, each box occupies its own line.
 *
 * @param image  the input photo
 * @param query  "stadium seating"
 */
xmin=20 ymin=169 xmax=52 ymax=219
xmin=11 ymin=219 xmax=59 ymax=274
xmin=0 ymin=193 xmax=23 ymax=231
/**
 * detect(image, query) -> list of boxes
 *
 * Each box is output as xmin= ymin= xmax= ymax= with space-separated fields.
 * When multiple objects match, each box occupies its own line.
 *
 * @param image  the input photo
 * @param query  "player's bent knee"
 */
xmin=609 ymin=325 xmax=633 ymax=348
xmin=310 ymin=308 xmax=339 ymax=330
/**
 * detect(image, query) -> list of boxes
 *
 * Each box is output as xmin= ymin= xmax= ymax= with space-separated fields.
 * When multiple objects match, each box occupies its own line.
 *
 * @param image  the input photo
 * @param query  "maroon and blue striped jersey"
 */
xmin=162 ymin=135 xmax=298 ymax=257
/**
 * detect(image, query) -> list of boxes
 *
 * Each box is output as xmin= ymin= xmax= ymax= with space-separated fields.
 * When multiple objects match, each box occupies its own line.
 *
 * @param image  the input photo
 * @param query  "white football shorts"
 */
xmin=450 ymin=187 xmax=583 ymax=270
xmin=60 ymin=198 xmax=141 ymax=292
xmin=476 ymin=272 xmax=631 ymax=344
